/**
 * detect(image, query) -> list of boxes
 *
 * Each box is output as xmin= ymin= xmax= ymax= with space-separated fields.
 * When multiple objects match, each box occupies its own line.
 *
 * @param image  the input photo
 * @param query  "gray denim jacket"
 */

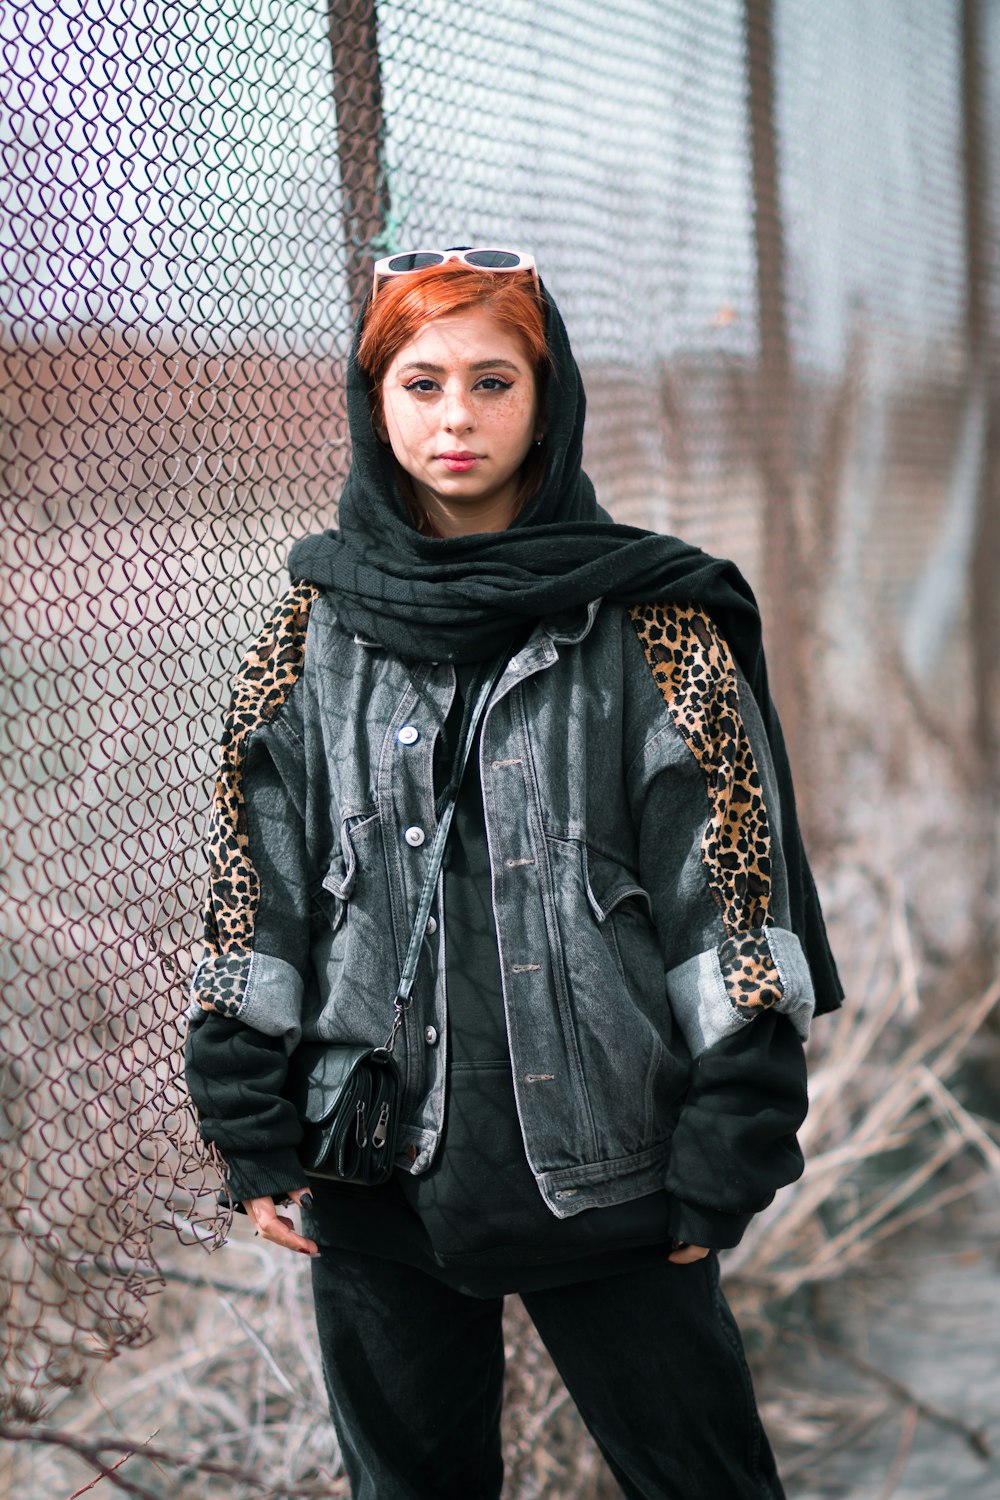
xmin=189 ymin=583 xmax=815 ymax=1219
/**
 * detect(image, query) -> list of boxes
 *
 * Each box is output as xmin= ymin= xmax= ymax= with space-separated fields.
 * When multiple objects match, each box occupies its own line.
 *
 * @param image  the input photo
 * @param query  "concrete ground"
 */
xmin=756 ymin=1192 xmax=1000 ymax=1500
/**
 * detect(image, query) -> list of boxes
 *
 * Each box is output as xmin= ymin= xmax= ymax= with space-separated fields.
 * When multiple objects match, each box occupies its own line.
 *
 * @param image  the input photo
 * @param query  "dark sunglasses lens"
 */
xmin=465 ymin=250 xmax=521 ymax=269
xmin=387 ymin=252 xmax=444 ymax=272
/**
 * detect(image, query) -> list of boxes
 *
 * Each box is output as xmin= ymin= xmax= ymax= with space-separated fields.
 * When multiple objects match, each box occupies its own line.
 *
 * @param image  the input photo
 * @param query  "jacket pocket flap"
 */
xmin=321 ymin=851 xmax=355 ymax=901
xmin=583 ymin=847 xmax=652 ymax=923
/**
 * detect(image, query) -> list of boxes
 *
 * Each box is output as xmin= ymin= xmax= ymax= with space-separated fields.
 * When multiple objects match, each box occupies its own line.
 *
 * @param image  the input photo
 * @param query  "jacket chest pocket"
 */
xmin=582 ymin=846 xmax=654 ymax=979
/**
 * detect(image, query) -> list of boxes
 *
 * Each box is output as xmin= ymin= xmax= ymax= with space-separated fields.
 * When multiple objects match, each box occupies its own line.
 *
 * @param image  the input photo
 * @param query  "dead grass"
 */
xmin=726 ymin=943 xmax=1000 ymax=1318
xmin=4 ymin=887 xmax=998 ymax=1499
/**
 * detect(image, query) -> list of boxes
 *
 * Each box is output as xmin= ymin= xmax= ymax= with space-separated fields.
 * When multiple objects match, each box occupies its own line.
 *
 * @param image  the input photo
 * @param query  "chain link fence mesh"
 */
xmin=2 ymin=0 xmax=999 ymax=1454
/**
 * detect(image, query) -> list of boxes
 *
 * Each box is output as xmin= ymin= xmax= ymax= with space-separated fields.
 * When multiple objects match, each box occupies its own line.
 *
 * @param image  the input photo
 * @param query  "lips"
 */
xmin=438 ymin=451 xmax=480 ymax=472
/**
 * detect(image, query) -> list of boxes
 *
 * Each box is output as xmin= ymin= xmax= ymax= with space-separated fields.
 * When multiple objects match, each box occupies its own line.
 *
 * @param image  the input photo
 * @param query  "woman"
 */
xmin=185 ymin=247 xmax=842 ymax=1500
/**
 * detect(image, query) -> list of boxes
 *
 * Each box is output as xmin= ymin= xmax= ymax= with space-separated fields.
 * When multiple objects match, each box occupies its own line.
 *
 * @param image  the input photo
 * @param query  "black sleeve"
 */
xmin=185 ymin=1010 xmax=307 ymax=1203
xmin=664 ymin=1013 xmax=808 ymax=1249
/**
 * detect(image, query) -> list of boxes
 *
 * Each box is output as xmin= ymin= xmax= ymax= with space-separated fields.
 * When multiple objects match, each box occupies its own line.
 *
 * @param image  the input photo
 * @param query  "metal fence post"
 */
xmin=743 ymin=0 xmax=807 ymax=786
xmin=326 ymin=0 xmax=390 ymax=321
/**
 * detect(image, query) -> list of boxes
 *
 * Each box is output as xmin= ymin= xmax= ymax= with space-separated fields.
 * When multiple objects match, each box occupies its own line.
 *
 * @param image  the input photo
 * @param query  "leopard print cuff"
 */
xmin=665 ymin=927 xmax=814 ymax=1056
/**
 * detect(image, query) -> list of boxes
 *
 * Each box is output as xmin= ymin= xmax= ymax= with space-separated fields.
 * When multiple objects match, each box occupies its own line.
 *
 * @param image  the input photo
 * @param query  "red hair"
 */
xmin=356 ymin=263 xmax=550 ymax=532
xmin=357 ymin=262 xmax=549 ymax=390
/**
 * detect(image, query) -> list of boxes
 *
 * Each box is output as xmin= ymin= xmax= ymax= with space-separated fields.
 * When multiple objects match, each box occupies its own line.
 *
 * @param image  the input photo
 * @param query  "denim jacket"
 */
xmin=187 ymin=583 xmax=815 ymax=1232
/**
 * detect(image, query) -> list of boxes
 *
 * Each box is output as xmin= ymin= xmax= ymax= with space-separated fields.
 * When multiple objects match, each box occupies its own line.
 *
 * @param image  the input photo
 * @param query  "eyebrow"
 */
xmin=397 ymin=359 xmax=522 ymax=375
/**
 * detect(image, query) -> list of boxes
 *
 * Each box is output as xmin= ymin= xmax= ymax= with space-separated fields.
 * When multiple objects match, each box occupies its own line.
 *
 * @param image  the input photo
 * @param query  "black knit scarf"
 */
xmin=288 ymin=285 xmax=842 ymax=1016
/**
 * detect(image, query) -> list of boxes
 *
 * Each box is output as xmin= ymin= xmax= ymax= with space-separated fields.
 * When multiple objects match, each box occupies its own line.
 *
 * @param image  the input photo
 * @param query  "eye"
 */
xmin=475 ymin=376 xmax=514 ymax=392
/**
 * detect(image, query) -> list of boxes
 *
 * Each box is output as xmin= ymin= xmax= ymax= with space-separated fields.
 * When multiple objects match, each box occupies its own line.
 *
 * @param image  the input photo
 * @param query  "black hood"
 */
xmin=340 ymin=272 xmax=600 ymax=535
xmin=287 ymin=281 xmax=760 ymax=668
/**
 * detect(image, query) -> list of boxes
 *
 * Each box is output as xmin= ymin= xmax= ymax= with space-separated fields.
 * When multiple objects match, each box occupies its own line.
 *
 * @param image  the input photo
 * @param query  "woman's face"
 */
xmin=375 ymin=306 xmax=540 ymax=536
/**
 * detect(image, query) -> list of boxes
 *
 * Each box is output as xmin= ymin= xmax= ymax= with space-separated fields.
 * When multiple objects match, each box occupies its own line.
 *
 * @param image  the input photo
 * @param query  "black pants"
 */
xmin=308 ymin=1245 xmax=785 ymax=1500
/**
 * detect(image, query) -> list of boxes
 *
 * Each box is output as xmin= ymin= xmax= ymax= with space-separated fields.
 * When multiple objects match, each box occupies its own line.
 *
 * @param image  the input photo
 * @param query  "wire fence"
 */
xmin=2 ymin=0 xmax=999 ymax=1471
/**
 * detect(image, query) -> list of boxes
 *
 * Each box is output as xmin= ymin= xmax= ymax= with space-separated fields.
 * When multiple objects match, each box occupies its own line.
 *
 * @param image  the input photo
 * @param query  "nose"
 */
xmin=442 ymin=381 xmax=475 ymax=434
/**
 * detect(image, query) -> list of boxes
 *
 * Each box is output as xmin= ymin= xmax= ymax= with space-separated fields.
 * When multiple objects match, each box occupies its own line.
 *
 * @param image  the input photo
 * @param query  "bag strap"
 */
xmin=382 ymin=652 xmax=511 ymax=1054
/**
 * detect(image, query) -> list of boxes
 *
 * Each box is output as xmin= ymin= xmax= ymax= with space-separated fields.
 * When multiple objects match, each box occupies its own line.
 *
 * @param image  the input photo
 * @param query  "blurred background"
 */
xmin=2 ymin=0 xmax=999 ymax=1495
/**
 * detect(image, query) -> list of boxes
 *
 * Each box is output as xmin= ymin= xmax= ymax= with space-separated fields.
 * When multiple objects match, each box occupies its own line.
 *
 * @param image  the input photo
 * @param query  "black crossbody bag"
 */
xmin=285 ymin=652 xmax=510 ymax=1186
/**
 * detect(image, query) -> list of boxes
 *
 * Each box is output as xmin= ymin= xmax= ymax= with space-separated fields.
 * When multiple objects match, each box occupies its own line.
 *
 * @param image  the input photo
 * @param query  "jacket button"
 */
xmin=424 ymin=1025 xmax=438 ymax=1045
xmin=425 ymin=915 xmax=438 ymax=935
xmin=397 ymin=724 xmax=420 ymax=745
xmin=404 ymin=825 xmax=425 ymax=847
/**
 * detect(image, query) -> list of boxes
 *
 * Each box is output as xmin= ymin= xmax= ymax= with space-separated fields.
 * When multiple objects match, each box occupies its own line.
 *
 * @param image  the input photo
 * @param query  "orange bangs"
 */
xmin=356 ymin=262 xmax=549 ymax=390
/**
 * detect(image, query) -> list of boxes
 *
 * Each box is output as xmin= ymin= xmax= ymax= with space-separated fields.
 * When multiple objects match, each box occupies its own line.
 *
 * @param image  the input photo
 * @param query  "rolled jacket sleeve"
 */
xmin=184 ymin=583 xmax=320 ymax=1197
xmin=627 ymin=601 xmax=816 ymax=1056
xmin=187 ymin=582 xmax=320 ymax=1044
xmin=626 ymin=601 xmax=814 ymax=1241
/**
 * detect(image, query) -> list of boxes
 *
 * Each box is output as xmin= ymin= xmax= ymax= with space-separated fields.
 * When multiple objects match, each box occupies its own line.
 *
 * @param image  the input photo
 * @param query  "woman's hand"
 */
xmin=243 ymin=1188 xmax=319 ymax=1256
xmin=667 ymin=1242 xmax=711 ymax=1265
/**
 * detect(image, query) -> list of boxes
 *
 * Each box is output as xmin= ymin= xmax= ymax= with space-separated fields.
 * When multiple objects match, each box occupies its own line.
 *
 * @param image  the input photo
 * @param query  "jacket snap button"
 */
xmin=397 ymin=724 xmax=419 ymax=745
xmin=425 ymin=915 xmax=438 ymax=935
xmin=404 ymin=825 xmax=425 ymax=847
xmin=424 ymin=1025 xmax=438 ymax=1045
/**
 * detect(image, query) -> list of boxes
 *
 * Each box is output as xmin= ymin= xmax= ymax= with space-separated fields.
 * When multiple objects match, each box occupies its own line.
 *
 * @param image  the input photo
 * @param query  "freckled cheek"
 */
xmin=483 ymin=392 xmax=537 ymax=440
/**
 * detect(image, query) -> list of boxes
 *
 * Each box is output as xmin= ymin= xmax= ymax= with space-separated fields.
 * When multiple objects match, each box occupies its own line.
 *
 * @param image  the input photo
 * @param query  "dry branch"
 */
xmin=774 ymin=1329 xmax=993 ymax=1461
xmin=0 ymin=1421 xmax=347 ymax=1499
xmin=725 ymin=968 xmax=1000 ymax=1304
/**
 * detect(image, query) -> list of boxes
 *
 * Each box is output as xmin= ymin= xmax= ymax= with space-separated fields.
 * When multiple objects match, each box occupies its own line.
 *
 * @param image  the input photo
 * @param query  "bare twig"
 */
xmin=875 ymin=1404 xmax=919 ymax=1500
xmin=0 ymin=1423 xmax=346 ymax=1499
xmin=219 ymin=1294 xmax=299 ymax=1398
xmin=66 ymin=1430 xmax=160 ymax=1499
xmin=776 ymin=1329 xmax=993 ymax=1460
xmin=778 ymin=1406 xmax=888 ymax=1480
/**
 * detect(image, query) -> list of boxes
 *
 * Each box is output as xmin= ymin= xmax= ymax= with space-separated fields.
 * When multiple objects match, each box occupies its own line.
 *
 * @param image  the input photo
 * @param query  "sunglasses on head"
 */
xmin=371 ymin=246 xmax=538 ymax=300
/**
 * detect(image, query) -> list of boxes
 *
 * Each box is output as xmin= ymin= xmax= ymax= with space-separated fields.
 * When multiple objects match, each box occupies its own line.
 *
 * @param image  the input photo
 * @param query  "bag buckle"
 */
xmin=383 ymin=994 xmax=411 ymax=1054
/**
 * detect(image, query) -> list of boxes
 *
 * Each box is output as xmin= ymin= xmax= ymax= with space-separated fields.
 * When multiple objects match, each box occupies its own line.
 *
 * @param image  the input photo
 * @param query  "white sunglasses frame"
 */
xmin=371 ymin=246 xmax=539 ymax=300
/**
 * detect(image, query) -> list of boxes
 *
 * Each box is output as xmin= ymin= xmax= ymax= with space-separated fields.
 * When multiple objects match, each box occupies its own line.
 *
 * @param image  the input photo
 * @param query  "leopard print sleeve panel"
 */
xmin=629 ymin=601 xmax=789 ymax=1029
xmin=191 ymin=581 xmax=318 ymax=1018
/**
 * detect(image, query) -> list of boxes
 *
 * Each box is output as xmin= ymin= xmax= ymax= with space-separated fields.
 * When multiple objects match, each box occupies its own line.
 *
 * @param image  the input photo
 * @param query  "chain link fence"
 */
xmin=2 ymin=0 xmax=999 ymax=1485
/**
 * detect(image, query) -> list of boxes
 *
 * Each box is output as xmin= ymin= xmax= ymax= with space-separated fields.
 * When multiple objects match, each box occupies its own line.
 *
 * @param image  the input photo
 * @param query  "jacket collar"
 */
xmin=502 ymin=599 xmax=601 ymax=681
